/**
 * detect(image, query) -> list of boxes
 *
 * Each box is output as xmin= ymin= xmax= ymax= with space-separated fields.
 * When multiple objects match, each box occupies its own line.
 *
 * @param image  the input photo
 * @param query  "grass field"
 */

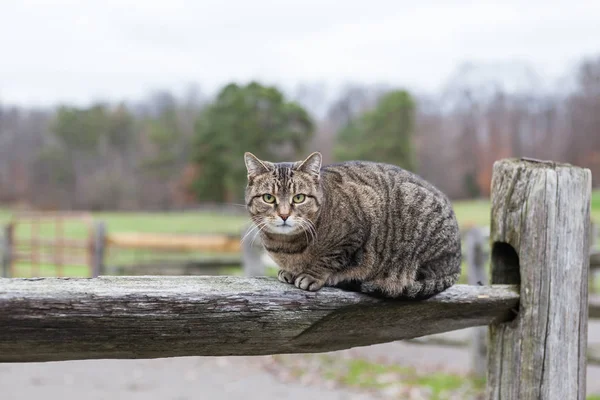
xmin=2 ymin=189 xmax=598 ymax=234
xmin=2 ymin=190 xmax=599 ymax=278
xmin=0 ymin=210 xmax=249 ymax=237
xmin=454 ymin=190 xmax=600 ymax=227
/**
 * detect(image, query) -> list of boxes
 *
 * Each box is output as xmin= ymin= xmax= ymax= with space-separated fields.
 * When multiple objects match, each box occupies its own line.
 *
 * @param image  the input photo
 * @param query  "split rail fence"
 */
xmin=0 ymin=158 xmax=594 ymax=399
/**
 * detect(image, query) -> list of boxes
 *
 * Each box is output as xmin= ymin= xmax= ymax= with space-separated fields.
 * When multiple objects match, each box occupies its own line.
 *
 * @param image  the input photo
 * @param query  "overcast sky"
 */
xmin=1 ymin=0 xmax=599 ymax=107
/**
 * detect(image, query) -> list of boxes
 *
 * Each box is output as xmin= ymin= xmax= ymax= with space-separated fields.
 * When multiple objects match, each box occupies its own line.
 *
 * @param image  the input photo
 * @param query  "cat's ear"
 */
xmin=297 ymin=152 xmax=322 ymax=178
xmin=244 ymin=152 xmax=271 ymax=178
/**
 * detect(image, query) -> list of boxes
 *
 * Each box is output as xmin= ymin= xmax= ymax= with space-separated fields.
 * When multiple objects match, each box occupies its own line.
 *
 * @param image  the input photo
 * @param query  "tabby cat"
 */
xmin=244 ymin=151 xmax=461 ymax=299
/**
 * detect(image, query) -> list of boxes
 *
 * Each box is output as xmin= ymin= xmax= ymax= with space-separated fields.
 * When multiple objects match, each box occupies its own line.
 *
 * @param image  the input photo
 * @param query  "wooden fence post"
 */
xmin=466 ymin=227 xmax=488 ymax=377
xmin=241 ymin=225 xmax=266 ymax=276
xmin=487 ymin=159 xmax=591 ymax=400
xmin=92 ymin=222 xmax=106 ymax=278
xmin=1 ymin=224 xmax=12 ymax=278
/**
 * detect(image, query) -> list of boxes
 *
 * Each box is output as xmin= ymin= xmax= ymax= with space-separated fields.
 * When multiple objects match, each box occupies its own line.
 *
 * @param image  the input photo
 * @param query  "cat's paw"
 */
xmin=278 ymin=270 xmax=295 ymax=284
xmin=294 ymin=273 xmax=324 ymax=291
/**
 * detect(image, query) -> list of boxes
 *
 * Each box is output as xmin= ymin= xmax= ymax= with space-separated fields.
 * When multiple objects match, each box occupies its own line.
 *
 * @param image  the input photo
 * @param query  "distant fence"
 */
xmin=413 ymin=223 xmax=600 ymax=375
xmin=1 ymin=217 xmax=268 ymax=278
xmin=102 ymin=231 xmax=243 ymax=275
xmin=1 ymin=212 xmax=102 ymax=278
xmin=106 ymin=232 xmax=241 ymax=253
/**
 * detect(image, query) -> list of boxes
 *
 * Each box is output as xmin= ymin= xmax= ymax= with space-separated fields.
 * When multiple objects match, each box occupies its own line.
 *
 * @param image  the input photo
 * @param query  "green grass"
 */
xmin=337 ymin=359 xmax=411 ymax=388
xmin=453 ymin=199 xmax=493 ymax=228
xmin=0 ymin=210 xmax=249 ymax=239
xmin=337 ymin=358 xmax=482 ymax=397
xmin=273 ymin=353 xmax=600 ymax=399
xmin=12 ymin=264 xmax=91 ymax=277
xmin=271 ymin=354 xmax=485 ymax=399
xmin=95 ymin=211 xmax=249 ymax=235
xmin=271 ymin=352 xmax=600 ymax=399
xmin=593 ymin=189 xmax=600 ymax=219
xmin=453 ymin=189 xmax=600 ymax=227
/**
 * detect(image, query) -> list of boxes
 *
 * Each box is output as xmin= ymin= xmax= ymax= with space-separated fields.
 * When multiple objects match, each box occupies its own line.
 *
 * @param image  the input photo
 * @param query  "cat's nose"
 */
xmin=279 ymin=213 xmax=290 ymax=221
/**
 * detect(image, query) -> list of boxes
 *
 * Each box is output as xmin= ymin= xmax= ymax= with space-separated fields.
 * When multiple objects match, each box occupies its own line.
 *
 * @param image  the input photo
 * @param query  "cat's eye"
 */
xmin=292 ymin=194 xmax=306 ymax=204
xmin=262 ymin=194 xmax=276 ymax=204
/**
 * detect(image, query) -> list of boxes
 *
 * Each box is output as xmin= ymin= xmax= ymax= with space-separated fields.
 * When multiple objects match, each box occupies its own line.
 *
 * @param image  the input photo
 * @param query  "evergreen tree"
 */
xmin=335 ymin=90 xmax=416 ymax=171
xmin=192 ymin=82 xmax=314 ymax=202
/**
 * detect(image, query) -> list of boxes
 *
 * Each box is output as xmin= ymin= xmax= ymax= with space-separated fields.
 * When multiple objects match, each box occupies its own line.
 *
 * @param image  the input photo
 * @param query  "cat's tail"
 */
xmin=354 ymin=272 xmax=461 ymax=300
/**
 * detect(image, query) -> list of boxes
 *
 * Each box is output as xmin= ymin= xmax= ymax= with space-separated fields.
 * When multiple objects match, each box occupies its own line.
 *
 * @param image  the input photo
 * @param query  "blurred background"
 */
xmin=1 ymin=0 xmax=600 ymax=399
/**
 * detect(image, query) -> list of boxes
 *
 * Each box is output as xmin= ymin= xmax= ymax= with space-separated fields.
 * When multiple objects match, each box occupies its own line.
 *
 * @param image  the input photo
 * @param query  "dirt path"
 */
xmin=1 ymin=356 xmax=371 ymax=400
xmin=3 ymin=323 xmax=600 ymax=399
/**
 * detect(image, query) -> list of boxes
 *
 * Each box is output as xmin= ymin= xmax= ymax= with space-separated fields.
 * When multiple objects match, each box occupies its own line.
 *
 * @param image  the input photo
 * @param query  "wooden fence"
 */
xmin=0 ymin=158 xmax=593 ymax=399
xmin=1 ymin=221 xmax=257 ymax=278
xmin=411 ymin=225 xmax=600 ymax=375
xmin=1 ymin=212 xmax=102 ymax=277
xmin=102 ymin=231 xmax=245 ymax=276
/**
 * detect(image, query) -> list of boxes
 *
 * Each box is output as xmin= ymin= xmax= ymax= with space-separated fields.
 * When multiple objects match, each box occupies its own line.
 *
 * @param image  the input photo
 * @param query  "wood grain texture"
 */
xmin=0 ymin=276 xmax=518 ymax=363
xmin=487 ymin=158 xmax=591 ymax=400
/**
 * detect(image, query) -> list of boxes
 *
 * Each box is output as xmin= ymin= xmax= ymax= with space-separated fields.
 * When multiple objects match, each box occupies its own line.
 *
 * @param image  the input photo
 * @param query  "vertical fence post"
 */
xmin=241 ymin=225 xmax=266 ymax=277
xmin=466 ymin=227 xmax=488 ymax=377
xmin=92 ymin=222 xmax=106 ymax=278
xmin=1 ymin=224 xmax=12 ymax=278
xmin=487 ymin=159 xmax=591 ymax=400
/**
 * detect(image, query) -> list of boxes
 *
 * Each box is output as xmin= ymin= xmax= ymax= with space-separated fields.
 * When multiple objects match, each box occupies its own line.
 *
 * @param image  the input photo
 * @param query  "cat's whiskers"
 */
xmin=250 ymin=219 xmax=271 ymax=248
xmin=298 ymin=220 xmax=312 ymax=245
xmin=297 ymin=217 xmax=317 ymax=244
xmin=301 ymin=217 xmax=318 ymax=243
xmin=240 ymin=225 xmax=259 ymax=245
xmin=296 ymin=218 xmax=310 ymax=245
xmin=241 ymin=217 xmax=264 ymax=243
xmin=241 ymin=220 xmax=267 ymax=245
xmin=226 ymin=203 xmax=248 ymax=208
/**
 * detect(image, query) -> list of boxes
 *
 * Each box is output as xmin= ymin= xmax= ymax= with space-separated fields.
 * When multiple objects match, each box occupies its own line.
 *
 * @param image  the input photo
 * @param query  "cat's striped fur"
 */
xmin=244 ymin=152 xmax=461 ymax=299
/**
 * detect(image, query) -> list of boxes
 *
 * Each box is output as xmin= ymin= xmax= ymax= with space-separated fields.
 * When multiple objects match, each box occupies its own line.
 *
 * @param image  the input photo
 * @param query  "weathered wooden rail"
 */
xmin=416 ymin=224 xmax=599 ymax=373
xmin=0 ymin=158 xmax=592 ymax=400
xmin=0 ymin=277 xmax=518 ymax=362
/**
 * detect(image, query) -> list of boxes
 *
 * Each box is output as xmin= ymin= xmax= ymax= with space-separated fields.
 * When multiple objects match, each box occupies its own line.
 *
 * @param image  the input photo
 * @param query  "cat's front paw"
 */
xmin=278 ymin=270 xmax=295 ymax=284
xmin=294 ymin=273 xmax=324 ymax=292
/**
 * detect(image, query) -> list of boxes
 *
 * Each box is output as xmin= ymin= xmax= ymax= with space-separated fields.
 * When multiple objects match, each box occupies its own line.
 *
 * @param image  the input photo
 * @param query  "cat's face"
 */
xmin=244 ymin=152 xmax=323 ymax=235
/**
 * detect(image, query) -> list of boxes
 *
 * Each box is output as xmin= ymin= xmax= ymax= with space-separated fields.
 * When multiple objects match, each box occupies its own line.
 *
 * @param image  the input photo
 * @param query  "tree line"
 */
xmin=0 ymin=56 xmax=598 ymax=210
